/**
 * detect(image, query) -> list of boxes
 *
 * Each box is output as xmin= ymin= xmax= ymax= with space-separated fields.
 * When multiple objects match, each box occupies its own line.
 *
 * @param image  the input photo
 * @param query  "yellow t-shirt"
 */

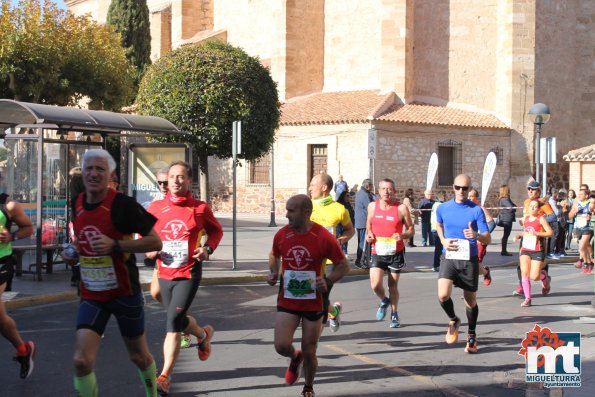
xmin=311 ymin=198 xmax=351 ymax=266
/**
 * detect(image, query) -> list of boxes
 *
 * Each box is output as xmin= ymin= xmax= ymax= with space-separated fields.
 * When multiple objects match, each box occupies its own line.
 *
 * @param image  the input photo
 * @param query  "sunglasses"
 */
xmin=453 ymin=185 xmax=469 ymax=191
xmin=157 ymin=181 xmax=168 ymax=186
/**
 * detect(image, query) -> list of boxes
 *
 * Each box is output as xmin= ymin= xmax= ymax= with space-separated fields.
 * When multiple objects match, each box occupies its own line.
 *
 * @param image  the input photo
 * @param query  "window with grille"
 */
xmin=489 ymin=146 xmax=503 ymax=164
xmin=247 ymin=153 xmax=271 ymax=185
xmin=437 ymin=140 xmax=462 ymax=186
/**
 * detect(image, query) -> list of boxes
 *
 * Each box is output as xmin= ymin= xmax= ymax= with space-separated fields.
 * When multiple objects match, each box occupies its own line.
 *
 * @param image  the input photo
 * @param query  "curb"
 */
xmin=4 ymin=257 xmax=579 ymax=310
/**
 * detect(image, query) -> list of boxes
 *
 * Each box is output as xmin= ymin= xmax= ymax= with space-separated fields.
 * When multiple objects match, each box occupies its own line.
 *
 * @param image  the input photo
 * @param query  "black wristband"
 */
xmin=113 ymin=239 xmax=121 ymax=253
xmin=203 ymin=244 xmax=213 ymax=255
xmin=11 ymin=232 xmax=17 ymax=241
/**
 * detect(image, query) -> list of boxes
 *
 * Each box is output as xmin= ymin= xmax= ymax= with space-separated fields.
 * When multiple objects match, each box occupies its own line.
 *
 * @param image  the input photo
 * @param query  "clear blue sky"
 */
xmin=10 ymin=0 xmax=67 ymax=10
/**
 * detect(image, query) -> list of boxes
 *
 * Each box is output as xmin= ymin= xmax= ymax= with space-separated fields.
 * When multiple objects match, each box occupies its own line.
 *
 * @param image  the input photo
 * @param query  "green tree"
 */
xmin=136 ymin=40 xmax=280 ymax=200
xmin=106 ymin=0 xmax=151 ymax=88
xmin=0 ymin=0 xmax=134 ymax=110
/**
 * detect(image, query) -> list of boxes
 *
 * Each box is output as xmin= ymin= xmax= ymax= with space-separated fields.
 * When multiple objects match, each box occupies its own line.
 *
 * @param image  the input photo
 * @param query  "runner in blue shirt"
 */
xmin=436 ymin=174 xmax=491 ymax=354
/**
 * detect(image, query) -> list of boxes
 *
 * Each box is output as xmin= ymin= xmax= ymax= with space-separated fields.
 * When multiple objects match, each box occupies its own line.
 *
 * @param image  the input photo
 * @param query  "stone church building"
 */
xmin=66 ymin=0 xmax=595 ymax=212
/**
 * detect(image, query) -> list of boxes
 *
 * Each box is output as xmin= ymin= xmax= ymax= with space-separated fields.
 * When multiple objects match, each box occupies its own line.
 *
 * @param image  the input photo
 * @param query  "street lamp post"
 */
xmin=528 ymin=103 xmax=550 ymax=185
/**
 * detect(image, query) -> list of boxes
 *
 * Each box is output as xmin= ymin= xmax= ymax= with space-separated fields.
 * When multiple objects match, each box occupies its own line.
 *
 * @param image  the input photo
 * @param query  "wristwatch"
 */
xmin=11 ymin=231 xmax=17 ymax=241
xmin=203 ymin=244 xmax=213 ymax=255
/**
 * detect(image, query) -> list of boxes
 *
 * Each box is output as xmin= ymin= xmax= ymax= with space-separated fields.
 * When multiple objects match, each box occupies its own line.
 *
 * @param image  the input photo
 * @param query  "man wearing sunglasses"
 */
xmin=512 ymin=180 xmax=555 ymax=297
xmin=436 ymin=174 xmax=491 ymax=354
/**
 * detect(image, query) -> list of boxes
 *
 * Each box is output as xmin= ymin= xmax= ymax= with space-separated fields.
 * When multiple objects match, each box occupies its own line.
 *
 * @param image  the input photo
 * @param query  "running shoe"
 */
xmin=445 ymin=317 xmax=460 ymax=344
xmin=541 ymin=273 xmax=551 ymax=296
xmin=328 ymin=302 xmax=342 ymax=332
xmin=575 ymin=260 xmax=583 ymax=269
xmin=389 ymin=312 xmax=400 ymax=328
xmin=14 ymin=341 xmax=35 ymax=379
xmin=198 ymin=325 xmax=214 ymax=361
xmin=521 ymin=298 xmax=532 ymax=307
xmin=464 ymin=334 xmax=478 ymax=353
xmin=284 ymin=350 xmax=303 ymax=385
xmin=512 ymin=285 xmax=524 ymax=296
xmin=156 ymin=374 xmax=171 ymax=395
xmin=302 ymin=385 xmax=315 ymax=397
xmin=587 ymin=264 xmax=594 ymax=274
xmin=376 ymin=298 xmax=390 ymax=321
xmin=581 ymin=263 xmax=589 ymax=274
xmin=180 ymin=333 xmax=192 ymax=349
xmin=483 ymin=266 xmax=492 ymax=286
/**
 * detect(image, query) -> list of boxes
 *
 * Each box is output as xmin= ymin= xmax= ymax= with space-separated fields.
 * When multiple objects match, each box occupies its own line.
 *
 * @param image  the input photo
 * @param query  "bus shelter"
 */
xmin=0 ymin=99 xmax=181 ymax=280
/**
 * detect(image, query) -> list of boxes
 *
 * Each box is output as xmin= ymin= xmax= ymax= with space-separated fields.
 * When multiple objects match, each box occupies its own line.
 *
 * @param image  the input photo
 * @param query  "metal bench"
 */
xmin=12 ymin=244 xmax=64 ymax=279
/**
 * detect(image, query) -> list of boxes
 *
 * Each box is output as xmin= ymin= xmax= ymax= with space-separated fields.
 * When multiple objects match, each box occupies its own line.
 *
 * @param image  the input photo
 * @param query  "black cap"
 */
xmin=527 ymin=181 xmax=540 ymax=189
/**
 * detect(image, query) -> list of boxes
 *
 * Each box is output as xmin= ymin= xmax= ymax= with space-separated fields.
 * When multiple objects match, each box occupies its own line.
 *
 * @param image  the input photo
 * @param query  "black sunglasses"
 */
xmin=453 ymin=185 xmax=469 ymax=191
xmin=157 ymin=181 xmax=168 ymax=186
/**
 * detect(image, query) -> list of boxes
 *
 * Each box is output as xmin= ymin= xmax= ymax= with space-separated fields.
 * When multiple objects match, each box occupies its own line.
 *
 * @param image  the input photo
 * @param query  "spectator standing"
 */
xmin=334 ymin=175 xmax=348 ymax=200
xmin=497 ymin=185 xmax=516 ymax=256
xmin=354 ymin=179 xmax=375 ymax=268
xmin=403 ymin=188 xmax=419 ymax=247
xmin=336 ymin=190 xmax=355 ymax=255
xmin=418 ymin=190 xmax=435 ymax=246
xmin=430 ymin=191 xmax=447 ymax=271
xmin=565 ymin=189 xmax=576 ymax=251
xmin=547 ymin=190 xmax=561 ymax=259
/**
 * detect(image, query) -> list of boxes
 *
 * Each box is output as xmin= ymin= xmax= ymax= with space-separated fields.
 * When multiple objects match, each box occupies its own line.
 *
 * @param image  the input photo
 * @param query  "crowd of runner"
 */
xmin=0 ymin=150 xmax=593 ymax=396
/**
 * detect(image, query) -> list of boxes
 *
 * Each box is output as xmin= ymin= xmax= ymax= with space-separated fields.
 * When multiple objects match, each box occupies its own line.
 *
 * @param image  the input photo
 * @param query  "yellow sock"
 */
xmin=74 ymin=372 xmax=97 ymax=397
xmin=138 ymin=360 xmax=158 ymax=397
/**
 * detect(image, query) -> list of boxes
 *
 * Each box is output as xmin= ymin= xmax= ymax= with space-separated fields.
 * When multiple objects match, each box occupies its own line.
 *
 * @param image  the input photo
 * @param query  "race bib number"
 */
xmin=575 ymin=214 xmax=588 ymax=229
xmin=375 ymin=237 xmax=397 ymax=256
xmin=80 ymin=256 xmax=118 ymax=292
xmin=161 ymin=240 xmax=189 ymax=268
xmin=522 ymin=233 xmax=537 ymax=251
xmin=283 ymin=270 xmax=316 ymax=300
xmin=445 ymin=239 xmax=470 ymax=260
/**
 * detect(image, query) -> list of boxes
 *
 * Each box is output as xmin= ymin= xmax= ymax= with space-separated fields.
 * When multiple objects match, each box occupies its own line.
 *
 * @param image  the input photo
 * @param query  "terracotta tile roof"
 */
xmin=563 ymin=143 xmax=595 ymax=161
xmin=281 ymin=90 xmax=383 ymax=125
xmin=280 ymin=90 xmax=509 ymax=129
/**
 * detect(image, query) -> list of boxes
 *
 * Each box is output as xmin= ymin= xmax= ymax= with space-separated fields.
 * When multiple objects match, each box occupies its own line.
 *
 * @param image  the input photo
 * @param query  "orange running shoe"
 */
xmin=284 ymin=350 xmax=304 ymax=385
xmin=464 ymin=334 xmax=478 ymax=353
xmin=198 ymin=325 xmax=214 ymax=361
xmin=445 ymin=317 xmax=460 ymax=344
xmin=156 ymin=374 xmax=171 ymax=395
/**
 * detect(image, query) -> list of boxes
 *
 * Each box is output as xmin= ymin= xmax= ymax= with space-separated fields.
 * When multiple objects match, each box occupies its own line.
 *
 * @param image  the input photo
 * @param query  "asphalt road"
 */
xmin=1 ymin=263 xmax=594 ymax=397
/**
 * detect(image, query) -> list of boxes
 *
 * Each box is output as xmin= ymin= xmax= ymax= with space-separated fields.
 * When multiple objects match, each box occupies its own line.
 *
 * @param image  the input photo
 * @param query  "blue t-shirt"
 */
xmin=436 ymin=199 xmax=489 ymax=257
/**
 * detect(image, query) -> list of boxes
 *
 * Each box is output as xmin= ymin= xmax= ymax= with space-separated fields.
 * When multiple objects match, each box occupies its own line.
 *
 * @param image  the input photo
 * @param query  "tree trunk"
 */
xmin=198 ymin=153 xmax=209 ymax=202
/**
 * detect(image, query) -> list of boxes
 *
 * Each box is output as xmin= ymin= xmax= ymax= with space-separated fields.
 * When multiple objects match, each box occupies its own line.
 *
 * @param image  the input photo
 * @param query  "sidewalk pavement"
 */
xmin=3 ymin=213 xmax=579 ymax=309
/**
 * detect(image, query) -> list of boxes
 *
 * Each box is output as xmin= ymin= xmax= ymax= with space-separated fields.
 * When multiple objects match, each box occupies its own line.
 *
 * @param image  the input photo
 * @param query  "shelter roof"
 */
xmin=563 ymin=143 xmax=595 ymax=161
xmin=0 ymin=99 xmax=180 ymax=136
xmin=280 ymin=90 xmax=509 ymax=130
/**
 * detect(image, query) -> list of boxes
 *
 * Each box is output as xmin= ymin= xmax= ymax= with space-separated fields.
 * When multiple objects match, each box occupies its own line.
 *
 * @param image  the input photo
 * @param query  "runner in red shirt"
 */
xmin=513 ymin=199 xmax=553 ymax=307
xmin=146 ymin=161 xmax=223 ymax=395
xmin=268 ymin=194 xmax=349 ymax=397
xmin=366 ymin=178 xmax=414 ymax=328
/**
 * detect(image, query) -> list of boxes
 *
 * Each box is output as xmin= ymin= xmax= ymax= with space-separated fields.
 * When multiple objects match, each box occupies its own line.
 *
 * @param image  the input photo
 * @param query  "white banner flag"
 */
xmin=426 ymin=153 xmax=438 ymax=191
xmin=481 ymin=152 xmax=497 ymax=206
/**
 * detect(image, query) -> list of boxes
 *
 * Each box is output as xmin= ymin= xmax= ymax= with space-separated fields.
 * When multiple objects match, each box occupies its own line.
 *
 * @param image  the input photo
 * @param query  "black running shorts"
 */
xmin=439 ymin=255 xmax=479 ymax=292
xmin=370 ymin=251 xmax=406 ymax=273
xmin=76 ymin=293 xmax=146 ymax=337
xmin=277 ymin=307 xmax=325 ymax=322
xmin=520 ymin=250 xmax=546 ymax=262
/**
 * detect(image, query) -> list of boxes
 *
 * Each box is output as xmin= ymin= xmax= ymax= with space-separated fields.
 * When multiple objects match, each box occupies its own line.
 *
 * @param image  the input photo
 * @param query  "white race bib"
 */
xmin=445 ymin=239 xmax=470 ymax=260
xmin=283 ymin=270 xmax=316 ymax=300
xmin=575 ymin=214 xmax=588 ymax=229
xmin=80 ymin=256 xmax=118 ymax=291
xmin=522 ymin=233 xmax=537 ymax=251
xmin=375 ymin=237 xmax=397 ymax=256
xmin=161 ymin=240 xmax=190 ymax=268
